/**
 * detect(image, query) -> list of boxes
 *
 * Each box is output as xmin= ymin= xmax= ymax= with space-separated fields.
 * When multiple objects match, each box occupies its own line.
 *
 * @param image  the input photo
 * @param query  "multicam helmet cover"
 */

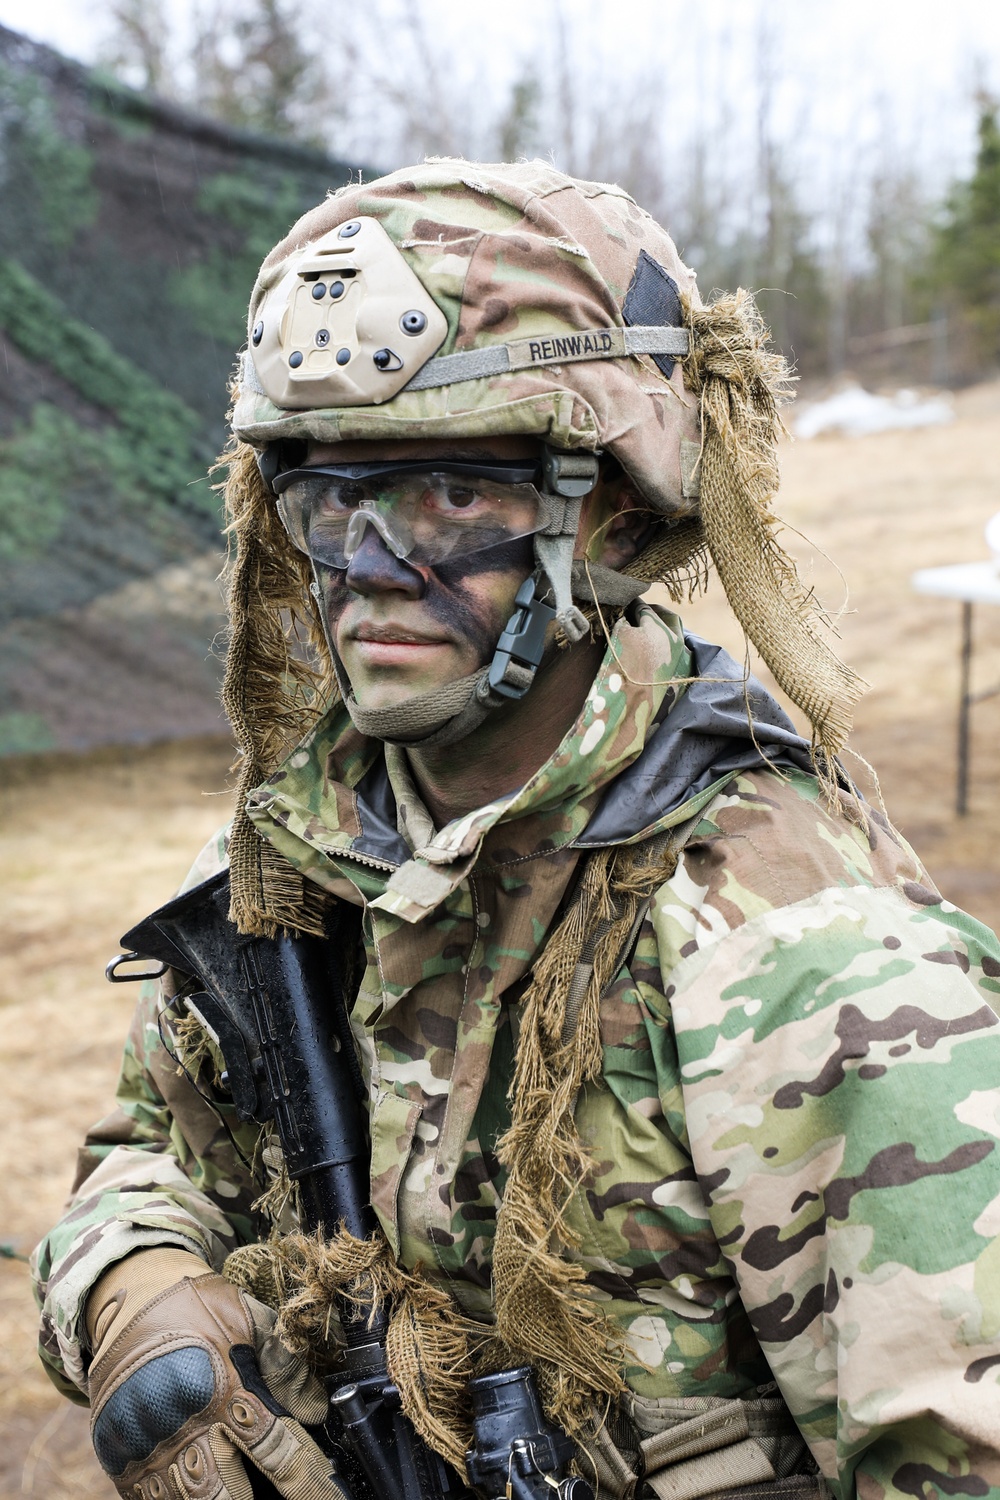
xmin=233 ymin=159 xmax=704 ymax=518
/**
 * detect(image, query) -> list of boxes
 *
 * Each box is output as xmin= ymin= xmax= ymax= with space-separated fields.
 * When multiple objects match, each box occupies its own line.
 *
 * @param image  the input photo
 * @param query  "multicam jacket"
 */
xmin=34 ymin=607 xmax=1000 ymax=1499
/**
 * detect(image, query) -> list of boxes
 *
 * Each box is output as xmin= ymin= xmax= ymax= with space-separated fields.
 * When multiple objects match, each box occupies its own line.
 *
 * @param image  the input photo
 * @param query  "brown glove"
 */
xmin=86 ymin=1247 xmax=345 ymax=1500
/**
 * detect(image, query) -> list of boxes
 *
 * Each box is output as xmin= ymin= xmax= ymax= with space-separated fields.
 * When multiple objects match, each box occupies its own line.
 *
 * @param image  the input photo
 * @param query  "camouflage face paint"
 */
xmin=315 ymin=530 xmax=536 ymax=712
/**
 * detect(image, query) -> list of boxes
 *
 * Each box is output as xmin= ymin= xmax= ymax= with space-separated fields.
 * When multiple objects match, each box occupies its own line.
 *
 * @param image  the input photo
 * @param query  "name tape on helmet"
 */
xmin=243 ymin=320 xmax=690 ymax=405
xmin=401 ymin=325 xmax=690 ymax=391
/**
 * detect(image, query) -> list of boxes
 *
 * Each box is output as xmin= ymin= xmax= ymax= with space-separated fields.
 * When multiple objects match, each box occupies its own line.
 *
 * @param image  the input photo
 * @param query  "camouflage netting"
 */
xmin=0 ymin=23 xmax=365 ymax=755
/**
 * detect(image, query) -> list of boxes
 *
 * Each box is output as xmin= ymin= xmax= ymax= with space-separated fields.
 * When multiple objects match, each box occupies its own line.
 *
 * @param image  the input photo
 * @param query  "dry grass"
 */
xmin=674 ymin=377 xmax=1000 ymax=928
xmin=0 ymin=739 xmax=235 ymax=1497
xmin=2 ymin=383 xmax=1000 ymax=1493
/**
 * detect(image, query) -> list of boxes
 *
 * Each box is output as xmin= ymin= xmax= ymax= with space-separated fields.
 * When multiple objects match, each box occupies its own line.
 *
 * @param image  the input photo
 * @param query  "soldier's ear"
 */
xmin=595 ymin=467 xmax=657 ymax=568
xmin=599 ymin=506 xmax=656 ymax=567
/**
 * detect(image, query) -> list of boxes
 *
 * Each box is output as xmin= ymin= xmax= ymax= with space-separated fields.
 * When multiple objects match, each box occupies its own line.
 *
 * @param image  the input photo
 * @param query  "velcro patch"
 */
xmin=623 ymin=250 xmax=684 ymax=379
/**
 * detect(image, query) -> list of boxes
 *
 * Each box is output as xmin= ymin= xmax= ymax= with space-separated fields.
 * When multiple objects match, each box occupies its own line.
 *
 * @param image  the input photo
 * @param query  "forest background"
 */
xmin=1 ymin=0 xmax=1000 ymax=760
xmin=94 ymin=0 xmax=1000 ymax=384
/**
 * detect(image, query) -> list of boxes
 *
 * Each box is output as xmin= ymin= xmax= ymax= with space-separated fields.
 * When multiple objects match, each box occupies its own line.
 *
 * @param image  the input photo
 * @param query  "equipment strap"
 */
xmin=587 ymin=1386 xmax=830 ymax=1500
xmin=401 ymin=325 xmax=690 ymax=392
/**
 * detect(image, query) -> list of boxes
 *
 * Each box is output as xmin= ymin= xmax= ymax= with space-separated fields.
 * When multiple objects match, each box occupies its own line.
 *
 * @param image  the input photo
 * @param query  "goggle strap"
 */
xmin=268 ymin=457 xmax=542 ymax=493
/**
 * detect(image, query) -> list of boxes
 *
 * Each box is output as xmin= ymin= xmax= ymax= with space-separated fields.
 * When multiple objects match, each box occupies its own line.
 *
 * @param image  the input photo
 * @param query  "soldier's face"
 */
xmin=304 ymin=437 xmax=542 ymax=712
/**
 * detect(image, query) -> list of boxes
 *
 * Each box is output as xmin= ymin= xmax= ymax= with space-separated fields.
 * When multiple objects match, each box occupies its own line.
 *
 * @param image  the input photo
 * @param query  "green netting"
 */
xmin=0 ymin=24 xmax=367 ymax=752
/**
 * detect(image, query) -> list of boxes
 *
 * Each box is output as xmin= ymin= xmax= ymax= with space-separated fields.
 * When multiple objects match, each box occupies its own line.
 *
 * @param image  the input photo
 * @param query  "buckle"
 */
xmin=541 ymin=446 xmax=600 ymax=498
xmin=486 ymin=574 xmax=556 ymax=701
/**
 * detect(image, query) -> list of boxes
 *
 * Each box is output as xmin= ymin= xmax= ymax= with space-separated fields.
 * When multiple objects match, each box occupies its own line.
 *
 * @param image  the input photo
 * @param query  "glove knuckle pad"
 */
xmin=92 ymin=1346 xmax=216 ymax=1476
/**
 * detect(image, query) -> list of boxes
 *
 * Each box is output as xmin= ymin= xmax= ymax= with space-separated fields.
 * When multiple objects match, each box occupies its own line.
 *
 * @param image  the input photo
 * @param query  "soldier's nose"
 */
xmin=345 ymin=527 xmax=426 ymax=599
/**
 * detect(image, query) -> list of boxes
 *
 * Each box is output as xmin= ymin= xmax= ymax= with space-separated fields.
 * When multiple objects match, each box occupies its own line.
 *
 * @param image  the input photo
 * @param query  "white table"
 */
xmin=911 ymin=561 xmax=1000 ymax=814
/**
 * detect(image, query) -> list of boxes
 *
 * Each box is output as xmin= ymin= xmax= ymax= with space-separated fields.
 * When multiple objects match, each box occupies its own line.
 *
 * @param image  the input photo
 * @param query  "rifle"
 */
xmin=109 ymin=870 xmax=593 ymax=1500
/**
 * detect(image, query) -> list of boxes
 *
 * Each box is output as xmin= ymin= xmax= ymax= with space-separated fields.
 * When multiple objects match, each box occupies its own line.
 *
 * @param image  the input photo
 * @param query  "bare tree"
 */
xmin=100 ymin=0 xmax=172 ymax=97
xmin=189 ymin=0 xmax=329 ymax=141
xmin=498 ymin=70 xmax=541 ymax=162
xmin=94 ymin=0 xmax=970 ymax=380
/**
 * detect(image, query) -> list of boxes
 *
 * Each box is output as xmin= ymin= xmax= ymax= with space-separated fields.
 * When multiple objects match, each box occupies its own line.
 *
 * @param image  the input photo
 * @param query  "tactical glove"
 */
xmin=86 ymin=1247 xmax=344 ymax=1500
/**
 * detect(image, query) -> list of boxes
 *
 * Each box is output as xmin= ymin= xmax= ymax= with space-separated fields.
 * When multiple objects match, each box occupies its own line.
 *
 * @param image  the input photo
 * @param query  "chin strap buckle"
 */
xmin=542 ymin=446 xmax=601 ymax=498
xmin=484 ymin=574 xmax=557 ymax=702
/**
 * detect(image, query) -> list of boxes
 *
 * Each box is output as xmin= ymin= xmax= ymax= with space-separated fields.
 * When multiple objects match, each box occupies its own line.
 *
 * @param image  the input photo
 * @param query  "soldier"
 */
xmin=33 ymin=161 xmax=1000 ymax=1500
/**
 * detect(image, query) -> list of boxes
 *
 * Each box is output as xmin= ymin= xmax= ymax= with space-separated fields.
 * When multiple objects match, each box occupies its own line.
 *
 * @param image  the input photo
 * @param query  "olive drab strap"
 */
xmin=586 ymin=1384 xmax=830 ymax=1500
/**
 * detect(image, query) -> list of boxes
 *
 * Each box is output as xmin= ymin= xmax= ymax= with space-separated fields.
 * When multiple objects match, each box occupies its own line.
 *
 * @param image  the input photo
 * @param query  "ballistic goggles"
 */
xmin=271 ymin=459 xmax=548 ymax=570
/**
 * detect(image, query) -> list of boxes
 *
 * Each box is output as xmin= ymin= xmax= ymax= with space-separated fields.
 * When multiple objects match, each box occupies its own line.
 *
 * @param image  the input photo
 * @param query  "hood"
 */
xmin=246 ymin=607 xmax=818 ymax=924
xmin=577 ymin=632 xmax=817 ymax=846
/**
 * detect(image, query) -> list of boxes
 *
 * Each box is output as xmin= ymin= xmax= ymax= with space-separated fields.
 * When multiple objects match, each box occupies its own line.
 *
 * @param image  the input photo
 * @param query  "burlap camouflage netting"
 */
xmin=222 ymin=829 xmax=691 ymax=1472
xmin=219 ymin=437 xmax=336 ymax=938
xmin=225 ymin=1227 xmax=482 ymax=1474
xmin=680 ymin=290 xmax=866 ymax=767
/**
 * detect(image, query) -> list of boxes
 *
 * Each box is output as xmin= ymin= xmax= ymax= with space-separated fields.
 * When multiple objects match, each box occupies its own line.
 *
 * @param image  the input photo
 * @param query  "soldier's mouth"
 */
xmin=351 ymin=624 xmax=452 ymax=645
xmin=345 ymin=622 xmax=457 ymax=667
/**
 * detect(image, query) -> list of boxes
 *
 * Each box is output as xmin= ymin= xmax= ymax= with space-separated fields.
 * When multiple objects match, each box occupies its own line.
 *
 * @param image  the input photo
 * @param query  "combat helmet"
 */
xmin=222 ymin=159 xmax=864 ymax=933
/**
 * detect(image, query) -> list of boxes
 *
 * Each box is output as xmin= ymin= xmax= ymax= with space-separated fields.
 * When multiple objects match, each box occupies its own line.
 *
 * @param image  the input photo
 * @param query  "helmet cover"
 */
xmin=233 ymin=159 xmax=704 ymax=518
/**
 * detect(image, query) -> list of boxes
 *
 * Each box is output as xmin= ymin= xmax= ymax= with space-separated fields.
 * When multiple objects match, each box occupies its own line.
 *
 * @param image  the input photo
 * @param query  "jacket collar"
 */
xmin=246 ymin=606 xmax=816 ymax=923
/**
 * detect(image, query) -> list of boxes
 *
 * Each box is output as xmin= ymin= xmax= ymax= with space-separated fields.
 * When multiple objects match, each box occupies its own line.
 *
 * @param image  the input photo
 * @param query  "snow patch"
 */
xmin=794 ymin=384 xmax=953 ymax=439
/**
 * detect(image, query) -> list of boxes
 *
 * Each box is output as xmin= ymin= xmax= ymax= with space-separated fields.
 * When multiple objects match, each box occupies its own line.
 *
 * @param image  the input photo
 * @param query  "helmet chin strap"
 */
xmin=321 ymin=445 xmax=649 ymax=748
xmin=332 ymin=563 xmax=645 ymax=749
xmin=324 ymin=569 xmax=550 ymax=749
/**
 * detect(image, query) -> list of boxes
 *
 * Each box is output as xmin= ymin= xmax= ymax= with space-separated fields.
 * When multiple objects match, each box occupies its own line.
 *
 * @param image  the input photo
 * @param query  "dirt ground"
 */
xmin=0 ymin=739 xmax=236 ymax=1495
xmin=2 ymin=383 xmax=1000 ymax=1494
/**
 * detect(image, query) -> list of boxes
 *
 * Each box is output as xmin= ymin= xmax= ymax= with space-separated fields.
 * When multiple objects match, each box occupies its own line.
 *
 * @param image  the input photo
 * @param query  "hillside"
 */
xmin=0 ymin=24 xmax=363 ymax=755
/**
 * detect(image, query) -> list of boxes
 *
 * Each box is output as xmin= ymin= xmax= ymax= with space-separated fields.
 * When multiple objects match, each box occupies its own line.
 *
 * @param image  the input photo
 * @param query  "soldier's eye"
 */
xmin=330 ymin=482 xmax=365 ymax=509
